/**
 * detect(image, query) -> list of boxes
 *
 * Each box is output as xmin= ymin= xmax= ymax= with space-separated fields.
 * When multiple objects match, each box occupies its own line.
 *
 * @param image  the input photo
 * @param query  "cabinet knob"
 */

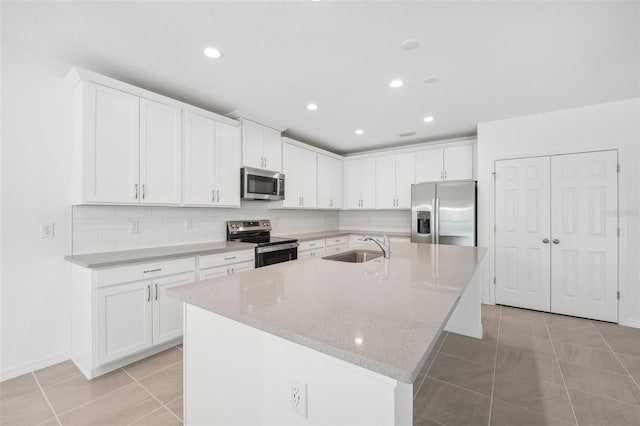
xmin=553 ymin=239 xmax=560 ymax=244
xmin=542 ymin=238 xmax=549 ymax=244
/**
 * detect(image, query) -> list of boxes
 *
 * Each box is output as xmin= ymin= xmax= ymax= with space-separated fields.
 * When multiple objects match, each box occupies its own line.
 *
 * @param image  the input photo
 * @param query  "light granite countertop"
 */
xmin=276 ymin=229 xmax=411 ymax=242
xmin=168 ymin=242 xmax=486 ymax=383
xmin=65 ymin=241 xmax=256 ymax=268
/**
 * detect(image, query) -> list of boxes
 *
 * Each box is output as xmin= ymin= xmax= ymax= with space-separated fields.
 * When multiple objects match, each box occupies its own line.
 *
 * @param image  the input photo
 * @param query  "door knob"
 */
xmin=552 ymin=239 xmax=560 ymax=244
xmin=542 ymin=238 xmax=549 ymax=244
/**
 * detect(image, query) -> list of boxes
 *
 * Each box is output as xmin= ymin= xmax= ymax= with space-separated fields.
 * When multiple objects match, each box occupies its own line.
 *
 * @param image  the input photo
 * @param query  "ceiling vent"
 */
xmin=398 ymin=131 xmax=417 ymax=137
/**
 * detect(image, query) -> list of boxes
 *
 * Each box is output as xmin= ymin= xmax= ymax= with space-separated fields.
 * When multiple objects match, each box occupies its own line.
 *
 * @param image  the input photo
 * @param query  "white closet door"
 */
xmin=550 ymin=151 xmax=618 ymax=322
xmin=495 ymin=157 xmax=551 ymax=311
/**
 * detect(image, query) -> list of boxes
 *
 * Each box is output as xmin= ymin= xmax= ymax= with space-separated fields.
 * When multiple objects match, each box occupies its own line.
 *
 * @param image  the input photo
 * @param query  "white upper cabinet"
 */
xmin=375 ymin=153 xmax=415 ymax=209
xmin=139 ymin=99 xmax=182 ymax=204
xmin=317 ymin=154 xmax=343 ymax=209
xmin=416 ymin=145 xmax=473 ymax=183
xmin=183 ymin=112 xmax=241 ymax=207
xmin=344 ymin=158 xmax=376 ymax=209
xmin=443 ymin=145 xmax=473 ymax=181
xmin=82 ymin=83 xmax=181 ymax=205
xmin=241 ymin=120 xmax=282 ymax=172
xmin=85 ymin=84 xmax=140 ymax=203
xmin=282 ymin=142 xmax=317 ymax=208
xmin=214 ymin=122 xmax=241 ymax=207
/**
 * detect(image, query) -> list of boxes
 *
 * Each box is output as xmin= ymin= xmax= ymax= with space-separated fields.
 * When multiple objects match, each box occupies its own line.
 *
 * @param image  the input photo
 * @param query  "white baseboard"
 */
xmin=0 ymin=351 xmax=70 ymax=382
xmin=444 ymin=323 xmax=483 ymax=339
xmin=620 ymin=318 xmax=640 ymax=329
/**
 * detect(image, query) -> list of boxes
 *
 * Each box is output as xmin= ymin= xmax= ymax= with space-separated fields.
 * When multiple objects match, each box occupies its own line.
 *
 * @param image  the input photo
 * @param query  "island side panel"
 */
xmin=184 ymin=304 xmax=411 ymax=426
xmin=444 ymin=254 xmax=485 ymax=338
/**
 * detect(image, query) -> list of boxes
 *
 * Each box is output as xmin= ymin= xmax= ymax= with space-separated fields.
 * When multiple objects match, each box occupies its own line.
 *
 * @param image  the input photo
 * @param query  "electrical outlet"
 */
xmin=128 ymin=220 xmax=139 ymax=234
xmin=289 ymin=380 xmax=307 ymax=419
xmin=184 ymin=218 xmax=193 ymax=230
xmin=40 ymin=222 xmax=54 ymax=238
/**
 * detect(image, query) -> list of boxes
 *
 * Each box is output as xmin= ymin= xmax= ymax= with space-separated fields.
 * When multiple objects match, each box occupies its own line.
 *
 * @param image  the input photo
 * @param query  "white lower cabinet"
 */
xmin=73 ymin=257 xmax=197 ymax=378
xmin=198 ymin=249 xmax=255 ymax=280
xmin=298 ymin=239 xmax=326 ymax=259
xmin=198 ymin=260 xmax=255 ymax=281
xmin=325 ymin=235 xmax=349 ymax=254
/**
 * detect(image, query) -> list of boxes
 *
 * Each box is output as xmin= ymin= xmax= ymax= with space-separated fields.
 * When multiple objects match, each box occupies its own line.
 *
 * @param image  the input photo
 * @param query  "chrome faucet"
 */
xmin=362 ymin=235 xmax=391 ymax=259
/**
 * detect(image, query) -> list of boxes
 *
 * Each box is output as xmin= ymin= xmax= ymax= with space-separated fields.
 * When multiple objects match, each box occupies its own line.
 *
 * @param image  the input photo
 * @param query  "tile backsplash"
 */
xmin=71 ymin=204 xmax=411 ymax=255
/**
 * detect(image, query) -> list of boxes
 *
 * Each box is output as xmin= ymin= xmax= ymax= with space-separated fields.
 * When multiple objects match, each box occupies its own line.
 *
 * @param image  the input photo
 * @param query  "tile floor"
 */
xmin=413 ymin=305 xmax=640 ymax=426
xmin=2 ymin=306 xmax=640 ymax=425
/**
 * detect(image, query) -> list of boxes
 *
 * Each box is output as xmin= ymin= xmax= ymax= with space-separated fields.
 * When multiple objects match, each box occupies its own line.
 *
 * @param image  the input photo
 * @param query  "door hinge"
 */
xmin=493 ymin=277 xmax=496 ymax=285
xmin=617 ymin=164 xmax=620 ymax=173
xmin=617 ymin=291 xmax=620 ymax=300
xmin=492 ymin=172 xmax=496 ymax=180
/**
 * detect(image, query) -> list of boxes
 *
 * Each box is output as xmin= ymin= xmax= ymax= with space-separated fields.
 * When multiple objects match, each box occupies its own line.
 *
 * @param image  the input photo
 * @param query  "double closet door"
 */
xmin=495 ymin=150 xmax=618 ymax=322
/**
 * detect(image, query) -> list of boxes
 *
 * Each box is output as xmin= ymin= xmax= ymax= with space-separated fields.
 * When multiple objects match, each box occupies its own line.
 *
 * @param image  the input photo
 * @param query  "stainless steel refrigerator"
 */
xmin=411 ymin=181 xmax=477 ymax=247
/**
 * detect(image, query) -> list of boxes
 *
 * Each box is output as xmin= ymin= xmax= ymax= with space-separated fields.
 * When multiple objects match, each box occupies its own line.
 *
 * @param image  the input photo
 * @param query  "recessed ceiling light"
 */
xmin=203 ymin=47 xmax=222 ymax=59
xmin=355 ymin=129 xmax=364 ymax=135
xmin=354 ymin=337 xmax=364 ymax=345
xmin=423 ymin=116 xmax=435 ymax=122
xmin=401 ymin=38 xmax=419 ymax=50
xmin=390 ymin=79 xmax=404 ymax=88
xmin=423 ymin=75 xmax=438 ymax=83
xmin=306 ymin=103 xmax=318 ymax=111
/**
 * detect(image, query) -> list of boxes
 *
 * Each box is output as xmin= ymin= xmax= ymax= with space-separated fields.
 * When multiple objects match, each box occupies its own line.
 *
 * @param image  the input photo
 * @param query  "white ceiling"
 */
xmin=2 ymin=1 xmax=638 ymax=154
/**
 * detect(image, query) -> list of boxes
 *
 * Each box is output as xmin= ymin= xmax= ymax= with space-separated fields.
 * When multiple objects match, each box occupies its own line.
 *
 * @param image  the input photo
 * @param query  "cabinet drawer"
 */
xmin=325 ymin=244 xmax=348 ymax=254
xmin=325 ymin=236 xmax=348 ymax=247
xmin=96 ymin=257 xmax=196 ymax=287
xmin=298 ymin=239 xmax=325 ymax=252
xmin=199 ymin=249 xmax=254 ymax=270
xmin=298 ymin=247 xmax=325 ymax=259
xmin=198 ymin=260 xmax=255 ymax=281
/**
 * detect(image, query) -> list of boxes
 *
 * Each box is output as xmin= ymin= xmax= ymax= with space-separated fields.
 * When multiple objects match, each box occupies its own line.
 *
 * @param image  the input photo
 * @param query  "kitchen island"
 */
xmin=168 ymin=242 xmax=486 ymax=426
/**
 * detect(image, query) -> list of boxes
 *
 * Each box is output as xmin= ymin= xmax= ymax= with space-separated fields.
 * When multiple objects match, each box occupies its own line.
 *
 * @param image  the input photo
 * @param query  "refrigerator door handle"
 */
xmin=434 ymin=198 xmax=440 ymax=244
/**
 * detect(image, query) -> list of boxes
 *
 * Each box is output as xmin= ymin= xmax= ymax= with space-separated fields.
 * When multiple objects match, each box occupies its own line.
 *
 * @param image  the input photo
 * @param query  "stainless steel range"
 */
xmin=226 ymin=220 xmax=298 ymax=268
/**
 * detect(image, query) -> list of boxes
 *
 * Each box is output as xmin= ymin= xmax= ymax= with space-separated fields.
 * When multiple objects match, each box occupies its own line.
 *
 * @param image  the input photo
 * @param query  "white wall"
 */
xmin=1 ymin=45 xmax=75 ymax=380
xmin=477 ymin=99 xmax=640 ymax=327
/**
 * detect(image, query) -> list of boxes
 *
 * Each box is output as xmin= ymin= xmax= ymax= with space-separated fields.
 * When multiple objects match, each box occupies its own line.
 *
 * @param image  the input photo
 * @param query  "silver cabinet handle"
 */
xmin=224 ymin=256 xmax=236 ymax=261
xmin=309 ymin=243 xmax=316 ymax=247
xmin=142 ymin=184 xmax=146 ymax=199
xmin=440 ymin=171 xmax=443 ymax=180
xmin=155 ymin=283 xmax=158 ymax=301
xmin=230 ymin=267 xmax=235 ymax=274
xmin=542 ymin=238 xmax=549 ymax=244
xmin=144 ymin=268 xmax=161 ymax=273
xmin=444 ymin=170 xmax=447 ymax=180
xmin=264 ymin=157 xmax=267 ymax=168
xmin=553 ymin=239 xmax=560 ymax=244
xmin=147 ymin=285 xmax=151 ymax=302
xmin=135 ymin=184 xmax=139 ymax=200
xmin=211 ymin=189 xmax=215 ymax=202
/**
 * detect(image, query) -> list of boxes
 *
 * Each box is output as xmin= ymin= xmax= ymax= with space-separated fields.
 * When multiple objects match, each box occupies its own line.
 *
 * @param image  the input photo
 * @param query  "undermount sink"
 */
xmin=322 ymin=249 xmax=383 ymax=263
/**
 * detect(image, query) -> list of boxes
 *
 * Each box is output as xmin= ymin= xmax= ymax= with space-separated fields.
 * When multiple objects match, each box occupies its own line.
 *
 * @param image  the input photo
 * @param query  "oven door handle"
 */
xmin=255 ymin=242 xmax=299 ymax=254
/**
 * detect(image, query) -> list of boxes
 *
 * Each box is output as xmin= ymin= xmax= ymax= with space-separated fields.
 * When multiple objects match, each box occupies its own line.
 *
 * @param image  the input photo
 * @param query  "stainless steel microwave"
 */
xmin=241 ymin=167 xmax=285 ymax=201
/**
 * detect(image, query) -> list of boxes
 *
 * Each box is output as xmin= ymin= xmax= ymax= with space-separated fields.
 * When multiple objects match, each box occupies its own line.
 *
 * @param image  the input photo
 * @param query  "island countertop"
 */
xmin=168 ymin=243 xmax=486 ymax=383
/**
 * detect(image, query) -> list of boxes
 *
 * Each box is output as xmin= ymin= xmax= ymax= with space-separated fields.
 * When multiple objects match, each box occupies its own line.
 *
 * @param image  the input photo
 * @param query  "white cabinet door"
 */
xmin=199 ymin=266 xmax=230 ymax=281
xmin=241 ymin=120 xmax=264 ymax=169
xmin=97 ymin=280 xmax=153 ymax=365
xmin=282 ymin=143 xmax=302 ymax=208
xmin=317 ymin=155 xmax=343 ymax=209
xmin=139 ymin=99 xmax=182 ymax=204
xmin=415 ymin=149 xmax=443 ymax=183
xmin=229 ymin=260 xmax=255 ymax=275
xmin=550 ymin=151 xmax=618 ymax=322
xmin=375 ymin=155 xmax=396 ymax=209
xmin=299 ymin=147 xmax=317 ymax=208
xmin=360 ymin=158 xmax=376 ymax=209
xmin=85 ymin=84 xmax=140 ymax=203
xmin=344 ymin=160 xmax=361 ymax=209
xmin=152 ymin=272 xmax=195 ymax=345
xmin=443 ymin=145 xmax=473 ymax=181
xmin=495 ymin=156 xmax=551 ymax=312
xmin=262 ymin=126 xmax=282 ymax=172
xmin=214 ymin=122 xmax=241 ymax=207
xmin=395 ymin=152 xmax=415 ymax=208
xmin=183 ymin=112 xmax=215 ymax=205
